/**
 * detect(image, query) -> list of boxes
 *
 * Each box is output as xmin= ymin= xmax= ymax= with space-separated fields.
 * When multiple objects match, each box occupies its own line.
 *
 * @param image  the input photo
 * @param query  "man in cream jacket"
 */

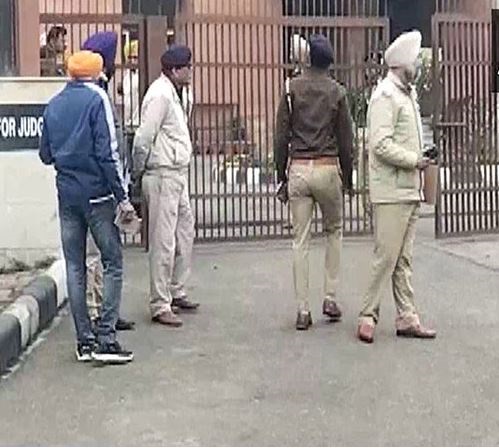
xmin=357 ymin=31 xmax=436 ymax=343
xmin=133 ymin=45 xmax=198 ymax=327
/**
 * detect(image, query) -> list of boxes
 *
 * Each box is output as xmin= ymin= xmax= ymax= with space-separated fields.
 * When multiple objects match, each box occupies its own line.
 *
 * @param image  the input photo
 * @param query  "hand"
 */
xmin=117 ymin=200 xmax=137 ymax=221
xmin=343 ymin=181 xmax=354 ymax=198
xmin=416 ymin=157 xmax=431 ymax=170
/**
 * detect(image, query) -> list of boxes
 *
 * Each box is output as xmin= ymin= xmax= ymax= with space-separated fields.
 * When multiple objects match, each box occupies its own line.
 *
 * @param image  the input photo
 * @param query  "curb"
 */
xmin=0 ymin=259 xmax=66 ymax=375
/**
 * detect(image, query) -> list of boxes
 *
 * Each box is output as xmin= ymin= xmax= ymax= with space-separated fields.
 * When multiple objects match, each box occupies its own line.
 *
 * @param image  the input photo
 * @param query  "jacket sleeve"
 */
xmin=91 ymin=95 xmax=128 ymax=203
xmin=132 ymin=91 xmax=169 ymax=178
xmin=368 ymin=94 xmax=419 ymax=169
xmin=335 ymin=90 xmax=354 ymax=190
xmin=274 ymin=92 xmax=291 ymax=183
xmin=111 ymin=100 xmax=130 ymax=186
xmin=39 ymin=112 xmax=53 ymax=165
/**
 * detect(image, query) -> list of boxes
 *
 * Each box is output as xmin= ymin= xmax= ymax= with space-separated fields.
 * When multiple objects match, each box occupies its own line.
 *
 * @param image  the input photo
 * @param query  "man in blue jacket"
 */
xmin=39 ymin=50 xmax=135 ymax=364
xmin=82 ymin=30 xmax=135 ymax=332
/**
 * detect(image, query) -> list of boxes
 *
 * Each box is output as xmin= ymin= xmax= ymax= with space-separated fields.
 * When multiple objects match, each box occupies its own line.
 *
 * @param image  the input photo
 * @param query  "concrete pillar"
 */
xmin=146 ymin=16 xmax=168 ymax=87
xmin=16 ymin=0 xmax=40 ymax=76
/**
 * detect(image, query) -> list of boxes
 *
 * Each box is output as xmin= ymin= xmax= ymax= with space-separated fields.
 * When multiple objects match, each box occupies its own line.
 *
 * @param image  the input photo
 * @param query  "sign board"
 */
xmin=0 ymin=104 xmax=46 ymax=151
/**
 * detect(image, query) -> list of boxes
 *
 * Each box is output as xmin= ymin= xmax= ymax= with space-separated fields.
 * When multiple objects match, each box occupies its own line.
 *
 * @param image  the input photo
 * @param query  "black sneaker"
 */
xmin=75 ymin=342 xmax=95 ymax=362
xmin=92 ymin=341 xmax=134 ymax=364
xmin=116 ymin=317 xmax=136 ymax=331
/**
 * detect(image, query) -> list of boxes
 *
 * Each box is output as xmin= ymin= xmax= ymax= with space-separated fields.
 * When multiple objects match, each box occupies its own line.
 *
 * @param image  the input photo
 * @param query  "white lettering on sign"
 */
xmin=0 ymin=116 xmax=44 ymax=139
xmin=0 ymin=117 xmax=16 ymax=138
xmin=17 ymin=117 xmax=44 ymax=138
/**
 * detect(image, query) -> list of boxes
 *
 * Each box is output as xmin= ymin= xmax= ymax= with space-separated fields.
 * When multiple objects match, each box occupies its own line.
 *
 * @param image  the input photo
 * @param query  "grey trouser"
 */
xmin=142 ymin=169 xmax=195 ymax=317
xmin=359 ymin=203 xmax=420 ymax=327
xmin=288 ymin=161 xmax=343 ymax=312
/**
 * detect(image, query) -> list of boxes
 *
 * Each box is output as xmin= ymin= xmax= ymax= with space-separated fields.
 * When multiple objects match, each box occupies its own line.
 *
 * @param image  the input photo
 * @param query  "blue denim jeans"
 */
xmin=59 ymin=200 xmax=123 ymax=345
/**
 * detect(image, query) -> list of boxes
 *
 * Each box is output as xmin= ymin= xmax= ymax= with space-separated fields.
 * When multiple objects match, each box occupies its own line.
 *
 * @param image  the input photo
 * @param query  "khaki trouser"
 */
xmin=86 ymin=235 xmax=103 ymax=321
xmin=143 ymin=169 xmax=194 ymax=317
xmin=288 ymin=161 xmax=343 ymax=312
xmin=359 ymin=202 xmax=420 ymax=327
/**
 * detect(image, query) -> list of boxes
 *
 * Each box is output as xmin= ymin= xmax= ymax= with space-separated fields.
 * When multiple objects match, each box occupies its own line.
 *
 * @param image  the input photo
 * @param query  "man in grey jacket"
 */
xmin=133 ymin=45 xmax=198 ymax=327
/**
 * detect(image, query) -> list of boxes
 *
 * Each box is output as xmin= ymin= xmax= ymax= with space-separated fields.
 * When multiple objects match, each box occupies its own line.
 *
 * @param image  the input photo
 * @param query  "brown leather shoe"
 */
xmin=152 ymin=310 xmax=183 ymax=327
xmin=357 ymin=321 xmax=375 ymax=343
xmin=323 ymin=299 xmax=342 ymax=321
xmin=171 ymin=296 xmax=200 ymax=311
xmin=296 ymin=311 xmax=313 ymax=331
xmin=396 ymin=324 xmax=436 ymax=339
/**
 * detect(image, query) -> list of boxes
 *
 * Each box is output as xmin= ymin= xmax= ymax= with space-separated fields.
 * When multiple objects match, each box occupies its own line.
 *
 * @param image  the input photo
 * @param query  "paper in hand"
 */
xmin=114 ymin=208 xmax=141 ymax=235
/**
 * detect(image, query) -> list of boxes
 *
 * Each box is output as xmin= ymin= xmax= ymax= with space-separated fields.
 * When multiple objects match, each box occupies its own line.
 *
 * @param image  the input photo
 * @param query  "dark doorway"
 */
xmin=388 ymin=0 xmax=435 ymax=46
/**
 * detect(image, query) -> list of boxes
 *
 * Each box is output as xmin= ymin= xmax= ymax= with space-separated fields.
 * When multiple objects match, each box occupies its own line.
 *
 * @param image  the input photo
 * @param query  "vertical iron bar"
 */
xmin=207 ymin=18 xmax=215 ymax=240
xmin=459 ymin=22 xmax=471 ymax=234
xmin=235 ymin=5 xmax=243 ymax=239
xmin=214 ymin=9 xmax=222 ymax=240
xmin=480 ymin=20 xmax=490 ymax=231
xmin=263 ymin=17 xmax=271 ymax=237
xmin=249 ymin=17 xmax=257 ymax=238
xmin=201 ymin=21 xmax=208 ymax=240
xmin=227 ymin=3 xmax=236 ymax=239
xmin=192 ymin=20 xmax=200 ymax=241
xmin=474 ymin=21 xmax=483 ymax=231
xmin=445 ymin=21 xmax=454 ymax=234
xmin=433 ymin=16 xmax=442 ymax=237
xmin=256 ymin=21 xmax=264 ymax=237
xmin=482 ymin=20 xmax=492 ymax=232
xmin=491 ymin=18 xmax=499 ymax=230
xmin=271 ymin=10 xmax=279 ymax=237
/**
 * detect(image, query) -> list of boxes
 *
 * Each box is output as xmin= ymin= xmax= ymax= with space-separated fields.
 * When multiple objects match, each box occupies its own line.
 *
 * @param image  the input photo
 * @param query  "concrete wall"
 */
xmin=0 ymin=79 xmax=67 ymax=269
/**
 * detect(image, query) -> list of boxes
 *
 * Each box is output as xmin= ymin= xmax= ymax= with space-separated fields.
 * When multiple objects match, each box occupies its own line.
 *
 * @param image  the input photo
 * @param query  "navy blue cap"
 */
xmin=161 ymin=45 xmax=192 ymax=70
xmin=309 ymin=34 xmax=333 ymax=69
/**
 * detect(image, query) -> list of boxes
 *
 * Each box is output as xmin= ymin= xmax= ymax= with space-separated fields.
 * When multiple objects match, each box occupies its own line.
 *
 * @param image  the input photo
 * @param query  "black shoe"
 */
xmin=75 ymin=342 xmax=95 ymax=362
xmin=92 ymin=341 xmax=134 ymax=364
xmin=171 ymin=296 xmax=200 ymax=311
xmin=116 ymin=317 xmax=135 ymax=331
xmin=323 ymin=299 xmax=342 ymax=321
xmin=296 ymin=311 xmax=313 ymax=331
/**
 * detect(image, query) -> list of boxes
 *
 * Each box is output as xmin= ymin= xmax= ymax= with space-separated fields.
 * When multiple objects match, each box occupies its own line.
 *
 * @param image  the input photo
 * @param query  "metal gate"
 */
xmin=433 ymin=13 xmax=498 ymax=237
xmin=177 ymin=0 xmax=389 ymax=241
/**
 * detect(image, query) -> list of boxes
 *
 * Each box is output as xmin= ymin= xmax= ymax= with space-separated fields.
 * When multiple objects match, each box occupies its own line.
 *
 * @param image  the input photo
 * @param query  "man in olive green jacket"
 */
xmin=357 ymin=30 xmax=436 ymax=343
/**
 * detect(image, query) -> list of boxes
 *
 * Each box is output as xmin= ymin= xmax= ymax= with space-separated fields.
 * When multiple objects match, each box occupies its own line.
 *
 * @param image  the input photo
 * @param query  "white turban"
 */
xmin=290 ymin=34 xmax=309 ymax=64
xmin=384 ymin=30 xmax=422 ymax=68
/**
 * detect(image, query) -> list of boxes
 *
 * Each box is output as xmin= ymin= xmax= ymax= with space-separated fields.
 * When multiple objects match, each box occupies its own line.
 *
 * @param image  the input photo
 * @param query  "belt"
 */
xmin=292 ymin=156 xmax=338 ymax=166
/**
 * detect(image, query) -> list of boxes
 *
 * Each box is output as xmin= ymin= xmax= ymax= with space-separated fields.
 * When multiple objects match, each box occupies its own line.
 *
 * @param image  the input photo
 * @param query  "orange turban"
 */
xmin=67 ymin=51 xmax=103 ymax=79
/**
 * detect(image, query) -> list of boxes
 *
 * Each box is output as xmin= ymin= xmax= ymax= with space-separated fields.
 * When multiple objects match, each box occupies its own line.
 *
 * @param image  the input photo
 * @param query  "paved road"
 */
xmin=1 ymin=226 xmax=499 ymax=445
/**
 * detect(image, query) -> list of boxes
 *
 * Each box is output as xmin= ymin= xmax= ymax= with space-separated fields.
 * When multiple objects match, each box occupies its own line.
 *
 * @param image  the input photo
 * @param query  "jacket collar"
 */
xmin=303 ymin=66 xmax=330 ymax=79
xmin=387 ymin=70 xmax=412 ymax=95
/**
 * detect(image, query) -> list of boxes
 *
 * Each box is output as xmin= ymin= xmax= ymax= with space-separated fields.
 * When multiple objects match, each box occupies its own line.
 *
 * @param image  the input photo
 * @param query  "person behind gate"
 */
xmin=274 ymin=34 xmax=354 ymax=331
xmin=133 ymin=45 xmax=198 ymax=328
xmin=357 ymin=30 xmax=436 ymax=344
